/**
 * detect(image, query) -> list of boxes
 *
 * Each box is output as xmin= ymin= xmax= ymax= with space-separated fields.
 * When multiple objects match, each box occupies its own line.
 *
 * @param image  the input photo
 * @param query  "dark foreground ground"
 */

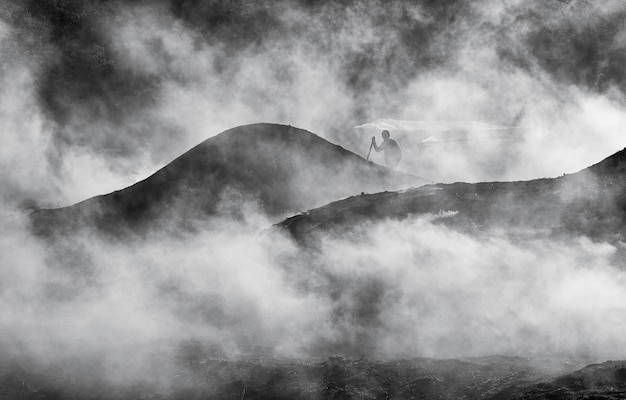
xmin=3 ymin=351 xmax=626 ymax=400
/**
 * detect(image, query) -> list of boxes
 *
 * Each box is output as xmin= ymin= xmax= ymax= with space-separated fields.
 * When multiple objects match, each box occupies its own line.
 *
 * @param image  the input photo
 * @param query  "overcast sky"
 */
xmin=2 ymin=0 xmax=626 ymax=207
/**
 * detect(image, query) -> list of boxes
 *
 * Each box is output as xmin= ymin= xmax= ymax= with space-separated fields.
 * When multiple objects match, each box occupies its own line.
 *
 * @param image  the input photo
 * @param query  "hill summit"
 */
xmin=31 ymin=123 xmax=423 ymax=237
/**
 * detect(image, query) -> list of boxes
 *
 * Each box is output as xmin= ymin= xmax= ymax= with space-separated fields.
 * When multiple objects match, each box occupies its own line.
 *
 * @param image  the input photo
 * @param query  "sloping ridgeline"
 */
xmin=278 ymin=146 xmax=626 ymax=245
xmin=30 ymin=123 xmax=422 ymax=238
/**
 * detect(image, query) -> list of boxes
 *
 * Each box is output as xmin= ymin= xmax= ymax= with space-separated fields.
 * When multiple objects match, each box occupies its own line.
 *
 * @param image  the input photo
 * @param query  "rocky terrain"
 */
xmin=4 ymin=353 xmax=626 ymax=399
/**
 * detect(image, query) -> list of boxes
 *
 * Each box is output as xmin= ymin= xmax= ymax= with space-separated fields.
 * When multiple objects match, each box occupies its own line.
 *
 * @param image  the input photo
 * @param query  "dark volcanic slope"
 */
xmin=278 ymin=147 xmax=626 ymax=244
xmin=0 ymin=354 xmax=567 ymax=400
xmin=30 ymin=123 xmax=422 ymax=237
xmin=514 ymin=361 xmax=626 ymax=400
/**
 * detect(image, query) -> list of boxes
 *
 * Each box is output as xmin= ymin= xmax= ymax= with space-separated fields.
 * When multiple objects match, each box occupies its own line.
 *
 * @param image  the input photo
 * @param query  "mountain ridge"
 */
xmin=277 ymin=146 xmax=626 ymax=245
xmin=30 ymin=123 xmax=424 ymax=238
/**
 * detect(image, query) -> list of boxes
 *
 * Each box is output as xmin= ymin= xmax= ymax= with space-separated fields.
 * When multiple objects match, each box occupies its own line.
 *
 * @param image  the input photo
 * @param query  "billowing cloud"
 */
xmin=2 ymin=0 xmax=626 ymax=392
xmin=4 ymin=0 xmax=626 ymax=207
xmin=3 ymin=211 xmax=626 ymax=390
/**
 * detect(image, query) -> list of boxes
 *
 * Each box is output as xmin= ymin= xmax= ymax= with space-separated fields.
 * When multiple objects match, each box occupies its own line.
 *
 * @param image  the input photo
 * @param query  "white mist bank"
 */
xmin=2 ymin=208 xmax=626 ymax=386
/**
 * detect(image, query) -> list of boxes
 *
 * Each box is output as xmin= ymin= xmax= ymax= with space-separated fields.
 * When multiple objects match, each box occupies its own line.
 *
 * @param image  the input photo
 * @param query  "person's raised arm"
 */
xmin=371 ymin=136 xmax=383 ymax=152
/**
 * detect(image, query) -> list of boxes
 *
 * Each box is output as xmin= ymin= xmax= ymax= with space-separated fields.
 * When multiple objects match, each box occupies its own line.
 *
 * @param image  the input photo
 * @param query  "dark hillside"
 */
xmin=30 ymin=123 xmax=422 ymax=237
xmin=514 ymin=361 xmax=626 ymax=400
xmin=278 ymin=147 xmax=626 ymax=245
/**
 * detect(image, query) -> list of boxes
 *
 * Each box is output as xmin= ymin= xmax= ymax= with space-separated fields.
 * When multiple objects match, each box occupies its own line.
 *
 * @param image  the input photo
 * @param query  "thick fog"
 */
xmin=3 ymin=208 xmax=626 ymax=383
xmin=2 ymin=0 xmax=626 ymax=390
xmin=4 ymin=0 xmax=626 ymax=209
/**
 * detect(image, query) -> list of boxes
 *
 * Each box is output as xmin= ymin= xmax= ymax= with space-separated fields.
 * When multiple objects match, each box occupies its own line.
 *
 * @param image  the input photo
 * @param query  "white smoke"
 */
xmin=2 ymin=0 xmax=626 ymax=392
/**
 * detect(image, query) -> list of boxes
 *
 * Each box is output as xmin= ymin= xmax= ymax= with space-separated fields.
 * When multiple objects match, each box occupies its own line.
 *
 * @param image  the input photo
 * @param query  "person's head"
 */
xmin=381 ymin=130 xmax=390 ymax=140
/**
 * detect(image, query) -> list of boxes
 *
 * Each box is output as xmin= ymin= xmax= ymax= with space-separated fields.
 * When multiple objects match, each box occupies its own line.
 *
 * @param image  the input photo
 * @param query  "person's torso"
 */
xmin=384 ymin=139 xmax=401 ymax=163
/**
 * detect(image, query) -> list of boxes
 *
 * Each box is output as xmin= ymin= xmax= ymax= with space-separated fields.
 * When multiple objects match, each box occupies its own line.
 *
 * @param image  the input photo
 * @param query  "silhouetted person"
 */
xmin=372 ymin=130 xmax=401 ymax=169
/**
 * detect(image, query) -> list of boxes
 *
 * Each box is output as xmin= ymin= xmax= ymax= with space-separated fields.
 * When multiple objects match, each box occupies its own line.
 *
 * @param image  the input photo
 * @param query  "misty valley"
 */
xmin=1 ymin=123 xmax=624 ymax=399
xmin=4 ymin=1 xmax=626 ymax=399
